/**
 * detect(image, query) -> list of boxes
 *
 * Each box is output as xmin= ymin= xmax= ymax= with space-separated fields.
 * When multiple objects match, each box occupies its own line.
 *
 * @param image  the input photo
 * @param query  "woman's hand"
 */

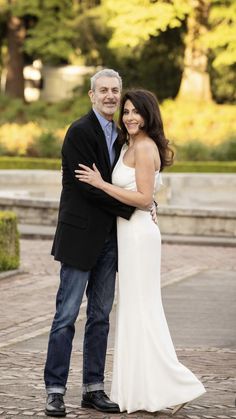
xmin=150 ymin=201 xmax=158 ymax=224
xmin=75 ymin=163 xmax=105 ymax=189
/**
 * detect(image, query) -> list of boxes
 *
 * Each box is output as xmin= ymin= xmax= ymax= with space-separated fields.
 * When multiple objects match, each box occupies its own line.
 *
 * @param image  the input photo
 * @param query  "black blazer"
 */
xmin=52 ymin=110 xmax=135 ymax=270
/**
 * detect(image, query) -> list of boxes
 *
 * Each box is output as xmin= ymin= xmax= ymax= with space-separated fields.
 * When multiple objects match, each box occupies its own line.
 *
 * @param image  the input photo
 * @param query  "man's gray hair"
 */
xmin=90 ymin=68 xmax=122 ymax=91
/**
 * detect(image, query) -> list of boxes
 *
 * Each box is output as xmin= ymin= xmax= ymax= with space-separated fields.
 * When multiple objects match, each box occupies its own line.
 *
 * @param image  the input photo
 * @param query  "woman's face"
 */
xmin=122 ymin=99 xmax=145 ymax=136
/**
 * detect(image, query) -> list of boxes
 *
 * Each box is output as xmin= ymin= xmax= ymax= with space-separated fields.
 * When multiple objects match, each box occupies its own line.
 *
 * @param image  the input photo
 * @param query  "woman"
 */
xmin=75 ymin=89 xmax=206 ymax=414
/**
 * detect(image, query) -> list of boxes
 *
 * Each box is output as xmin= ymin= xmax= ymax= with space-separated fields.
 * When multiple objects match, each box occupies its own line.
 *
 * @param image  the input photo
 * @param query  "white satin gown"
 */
xmin=110 ymin=144 xmax=205 ymax=413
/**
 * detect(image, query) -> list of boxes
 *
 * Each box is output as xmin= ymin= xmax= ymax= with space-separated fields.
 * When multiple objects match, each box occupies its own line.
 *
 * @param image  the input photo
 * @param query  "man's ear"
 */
xmin=88 ymin=90 xmax=94 ymax=103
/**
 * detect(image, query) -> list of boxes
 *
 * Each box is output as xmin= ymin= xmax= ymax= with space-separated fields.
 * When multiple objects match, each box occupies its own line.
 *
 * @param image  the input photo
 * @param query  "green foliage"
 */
xmin=175 ymin=138 xmax=236 ymax=161
xmin=18 ymin=0 xmax=76 ymax=64
xmin=165 ymin=161 xmax=236 ymax=173
xmin=121 ymin=29 xmax=184 ymax=100
xmin=101 ymin=0 xmax=190 ymax=50
xmin=209 ymin=60 xmax=236 ymax=103
xmin=176 ymin=141 xmax=212 ymax=161
xmin=201 ymin=0 xmax=236 ymax=103
xmin=0 ymin=157 xmax=235 ymax=172
xmin=0 ymin=211 xmax=19 ymax=272
xmin=0 ymin=93 xmax=90 ymax=127
xmin=0 ymin=157 xmax=61 ymax=170
xmin=27 ymin=131 xmax=61 ymax=158
xmin=74 ymin=7 xmax=113 ymax=66
xmin=0 ymin=94 xmax=235 ymax=160
xmin=205 ymin=0 xmax=236 ymax=69
xmin=1 ymin=0 xmax=236 ymax=103
xmin=162 ymin=99 xmax=236 ymax=146
xmin=212 ymin=138 xmax=236 ymax=161
xmin=0 ymin=141 xmax=6 ymax=156
xmin=76 ymin=7 xmax=185 ymax=100
xmin=0 ymin=94 xmax=25 ymax=123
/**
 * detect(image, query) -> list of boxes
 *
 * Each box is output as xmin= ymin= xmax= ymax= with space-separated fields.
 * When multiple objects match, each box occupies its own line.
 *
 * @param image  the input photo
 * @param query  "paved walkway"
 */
xmin=0 ymin=240 xmax=235 ymax=418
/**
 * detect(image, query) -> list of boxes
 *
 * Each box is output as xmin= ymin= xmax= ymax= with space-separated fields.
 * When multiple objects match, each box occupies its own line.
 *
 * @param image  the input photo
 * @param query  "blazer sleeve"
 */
xmin=62 ymin=123 xmax=135 ymax=220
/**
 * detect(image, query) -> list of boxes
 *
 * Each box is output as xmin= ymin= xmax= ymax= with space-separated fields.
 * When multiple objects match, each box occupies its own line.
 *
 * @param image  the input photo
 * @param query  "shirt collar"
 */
xmin=93 ymin=108 xmax=113 ymax=130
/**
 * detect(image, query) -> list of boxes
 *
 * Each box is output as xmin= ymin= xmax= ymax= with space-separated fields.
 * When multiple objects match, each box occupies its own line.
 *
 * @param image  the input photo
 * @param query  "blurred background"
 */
xmin=0 ymin=0 xmax=235 ymax=167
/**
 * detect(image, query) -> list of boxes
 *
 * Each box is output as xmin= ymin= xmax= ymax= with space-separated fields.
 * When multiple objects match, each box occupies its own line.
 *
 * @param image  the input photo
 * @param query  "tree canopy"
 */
xmin=0 ymin=0 xmax=235 ymax=102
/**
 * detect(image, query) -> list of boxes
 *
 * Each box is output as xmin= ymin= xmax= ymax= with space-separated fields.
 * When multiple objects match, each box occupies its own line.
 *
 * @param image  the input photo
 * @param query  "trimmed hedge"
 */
xmin=0 ymin=157 xmax=61 ymax=170
xmin=0 ymin=157 xmax=236 ymax=173
xmin=165 ymin=161 xmax=236 ymax=173
xmin=0 ymin=211 xmax=19 ymax=272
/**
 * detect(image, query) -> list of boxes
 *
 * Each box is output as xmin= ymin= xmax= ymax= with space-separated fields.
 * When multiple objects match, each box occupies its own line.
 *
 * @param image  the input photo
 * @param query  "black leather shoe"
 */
xmin=81 ymin=390 xmax=120 ymax=413
xmin=45 ymin=393 xmax=66 ymax=417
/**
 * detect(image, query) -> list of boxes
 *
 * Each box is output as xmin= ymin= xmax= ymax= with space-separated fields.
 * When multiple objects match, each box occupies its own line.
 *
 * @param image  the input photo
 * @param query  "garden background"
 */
xmin=0 ymin=0 xmax=235 ymax=172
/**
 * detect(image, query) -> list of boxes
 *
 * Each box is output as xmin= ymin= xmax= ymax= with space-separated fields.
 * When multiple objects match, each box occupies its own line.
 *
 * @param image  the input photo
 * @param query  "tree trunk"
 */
xmin=5 ymin=14 xmax=25 ymax=99
xmin=178 ymin=0 xmax=211 ymax=101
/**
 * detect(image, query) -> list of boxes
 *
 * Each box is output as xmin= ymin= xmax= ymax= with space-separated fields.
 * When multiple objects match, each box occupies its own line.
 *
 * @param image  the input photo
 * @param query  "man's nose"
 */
xmin=106 ymin=90 xmax=115 ymax=98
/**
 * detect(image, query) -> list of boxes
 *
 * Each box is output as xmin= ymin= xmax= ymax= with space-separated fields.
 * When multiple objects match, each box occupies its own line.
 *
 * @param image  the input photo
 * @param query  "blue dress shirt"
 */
xmin=93 ymin=108 xmax=118 ymax=165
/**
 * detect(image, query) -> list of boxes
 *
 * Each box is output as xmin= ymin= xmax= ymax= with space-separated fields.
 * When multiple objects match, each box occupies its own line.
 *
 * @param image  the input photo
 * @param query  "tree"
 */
xmin=5 ymin=13 xmax=25 ymax=99
xmin=22 ymin=0 xmax=76 ymax=65
xmin=0 ymin=0 xmax=25 ymax=99
xmin=100 ymin=0 xmax=213 ymax=100
xmin=98 ymin=0 xmax=236 ymax=102
xmin=206 ymin=0 xmax=236 ymax=68
xmin=178 ymin=0 xmax=212 ymax=101
xmin=205 ymin=0 xmax=236 ymax=102
xmin=0 ymin=0 xmax=80 ymax=98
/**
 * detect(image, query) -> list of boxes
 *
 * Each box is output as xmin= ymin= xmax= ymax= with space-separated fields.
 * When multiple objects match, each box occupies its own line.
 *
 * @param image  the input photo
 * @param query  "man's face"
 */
xmin=89 ymin=76 xmax=121 ymax=120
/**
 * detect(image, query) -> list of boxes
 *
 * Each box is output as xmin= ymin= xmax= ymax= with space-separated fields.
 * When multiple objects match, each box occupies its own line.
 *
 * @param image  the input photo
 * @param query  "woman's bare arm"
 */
xmin=76 ymin=141 xmax=159 ymax=209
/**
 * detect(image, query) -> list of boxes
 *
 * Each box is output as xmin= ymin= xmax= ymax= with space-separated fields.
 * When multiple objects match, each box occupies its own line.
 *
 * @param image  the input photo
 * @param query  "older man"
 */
xmin=44 ymin=69 xmax=135 ymax=417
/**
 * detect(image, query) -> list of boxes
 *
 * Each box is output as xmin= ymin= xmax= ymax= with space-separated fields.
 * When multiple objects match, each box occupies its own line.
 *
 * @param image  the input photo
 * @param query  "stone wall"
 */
xmin=157 ymin=206 xmax=236 ymax=237
xmin=0 ymin=197 xmax=58 ymax=226
xmin=0 ymin=197 xmax=235 ymax=238
xmin=1 ymin=171 xmax=236 ymax=208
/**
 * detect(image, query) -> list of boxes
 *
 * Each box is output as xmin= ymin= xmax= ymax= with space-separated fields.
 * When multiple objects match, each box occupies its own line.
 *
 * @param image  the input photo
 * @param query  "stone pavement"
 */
xmin=0 ymin=240 xmax=235 ymax=418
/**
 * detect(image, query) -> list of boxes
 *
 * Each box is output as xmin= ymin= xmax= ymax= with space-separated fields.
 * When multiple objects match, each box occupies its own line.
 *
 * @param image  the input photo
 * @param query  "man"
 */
xmin=44 ymin=69 xmax=135 ymax=417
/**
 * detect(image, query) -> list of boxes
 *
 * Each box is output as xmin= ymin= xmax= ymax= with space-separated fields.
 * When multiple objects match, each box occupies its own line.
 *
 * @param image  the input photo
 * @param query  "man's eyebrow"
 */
xmin=98 ymin=86 xmax=119 ymax=90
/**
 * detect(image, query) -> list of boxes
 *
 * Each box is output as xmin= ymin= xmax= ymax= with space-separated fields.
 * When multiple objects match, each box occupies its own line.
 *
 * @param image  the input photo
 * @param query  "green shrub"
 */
xmin=174 ymin=137 xmax=236 ymax=162
xmin=0 ymin=142 xmax=7 ymax=156
xmin=0 ymin=211 xmax=19 ymax=272
xmin=27 ymin=131 xmax=61 ymax=158
xmin=162 ymin=100 xmax=236 ymax=148
xmin=0 ymin=93 xmax=90 ymax=127
xmin=175 ymin=141 xmax=211 ymax=161
xmin=211 ymin=138 xmax=236 ymax=161
xmin=0 ymin=95 xmax=25 ymax=123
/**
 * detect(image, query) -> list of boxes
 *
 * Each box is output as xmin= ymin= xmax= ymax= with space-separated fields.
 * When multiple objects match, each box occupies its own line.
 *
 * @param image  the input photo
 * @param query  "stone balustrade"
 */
xmin=1 ymin=171 xmax=236 ymax=208
xmin=1 ymin=170 xmax=236 ymax=237
xmin=0 ymin=196 xmax=235 ymax=238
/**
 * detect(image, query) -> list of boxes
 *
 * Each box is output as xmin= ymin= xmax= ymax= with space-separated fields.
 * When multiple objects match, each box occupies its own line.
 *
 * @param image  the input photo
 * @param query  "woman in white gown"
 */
xmin=76 ymin=89 xmax=206 ymax=414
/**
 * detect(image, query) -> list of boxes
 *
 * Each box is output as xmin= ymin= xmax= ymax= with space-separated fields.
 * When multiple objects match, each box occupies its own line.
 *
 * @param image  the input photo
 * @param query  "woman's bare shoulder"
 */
xmin=135 ymin=137 xmax=157 ymax=152
xmin=135 ymin=138 xmax=160 ymax=170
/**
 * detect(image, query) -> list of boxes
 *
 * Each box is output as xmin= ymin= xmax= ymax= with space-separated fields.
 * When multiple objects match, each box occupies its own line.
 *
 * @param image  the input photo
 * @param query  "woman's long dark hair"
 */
xmin=119 ymin=89 xmax=174 ymax=171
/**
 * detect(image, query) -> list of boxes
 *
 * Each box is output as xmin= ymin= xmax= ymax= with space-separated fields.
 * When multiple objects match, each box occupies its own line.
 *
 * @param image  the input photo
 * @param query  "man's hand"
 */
xmin=150 ymin=201 xmax=158 ymax=224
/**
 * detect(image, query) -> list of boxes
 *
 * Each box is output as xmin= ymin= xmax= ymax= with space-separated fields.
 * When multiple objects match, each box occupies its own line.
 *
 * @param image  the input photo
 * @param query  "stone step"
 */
xmin=18 ymin=224 xmax=236 ymax=247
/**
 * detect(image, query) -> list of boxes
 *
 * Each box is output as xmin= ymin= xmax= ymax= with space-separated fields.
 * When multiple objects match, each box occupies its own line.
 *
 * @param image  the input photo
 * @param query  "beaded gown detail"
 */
xmin=110 ymin=144 xmax=205 ymax=413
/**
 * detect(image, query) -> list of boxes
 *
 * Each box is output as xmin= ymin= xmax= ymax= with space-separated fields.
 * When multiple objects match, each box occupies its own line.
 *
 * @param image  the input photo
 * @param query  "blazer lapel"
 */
xmin=112 ymin=134 xmax=122 ymax=171
xmin=88 ymin=110 xmax=111 ymax=170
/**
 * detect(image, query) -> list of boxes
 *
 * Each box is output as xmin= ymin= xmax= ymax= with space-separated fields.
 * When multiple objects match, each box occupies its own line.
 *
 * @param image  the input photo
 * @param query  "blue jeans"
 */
xmin=44 ymin=234 xmax=117 ymax=395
